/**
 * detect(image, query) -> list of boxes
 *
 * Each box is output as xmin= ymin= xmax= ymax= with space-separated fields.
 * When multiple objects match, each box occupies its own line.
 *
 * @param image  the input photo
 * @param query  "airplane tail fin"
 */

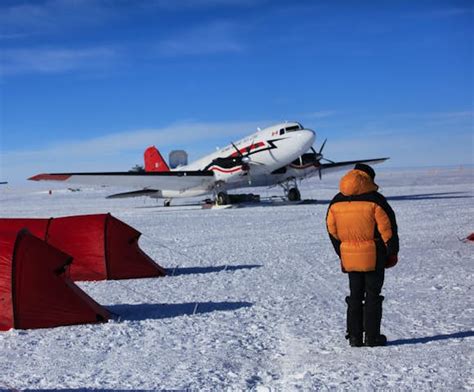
xmin=144 ymin=146 xmax=170 ymax=172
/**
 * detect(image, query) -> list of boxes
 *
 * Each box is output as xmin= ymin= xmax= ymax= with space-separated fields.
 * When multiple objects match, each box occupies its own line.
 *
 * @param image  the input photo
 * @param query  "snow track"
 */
xmin=0 ymin=167 xmax=473 ymax=390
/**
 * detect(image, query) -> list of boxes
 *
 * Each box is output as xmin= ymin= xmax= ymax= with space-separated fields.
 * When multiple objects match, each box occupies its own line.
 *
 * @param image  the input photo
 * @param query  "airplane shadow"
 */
xmin=167 ymin=264 xmax=262 ymax=276
xmin=388 ymin=330 xmax=474 ymax=346
xmin=125 ymin=192 xmax=473 ymax=211
xmin=134 ymin=203 xmax=202 ymax=210
xmin=107 ymin=301 xmax=253 ymax=321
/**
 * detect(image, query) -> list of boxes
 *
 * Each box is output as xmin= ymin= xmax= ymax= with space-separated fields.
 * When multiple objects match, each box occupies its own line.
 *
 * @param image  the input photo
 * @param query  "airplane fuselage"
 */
xmin=157 ymin=122 xmax=315 ymax=198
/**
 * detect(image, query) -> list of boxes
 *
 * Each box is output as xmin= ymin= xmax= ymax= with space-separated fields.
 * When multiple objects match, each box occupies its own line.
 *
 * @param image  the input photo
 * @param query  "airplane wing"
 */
xmin=319 ymin=157 xmax=389 ymax=176
xmin=28 ymin=171 xmax=216 ymax=192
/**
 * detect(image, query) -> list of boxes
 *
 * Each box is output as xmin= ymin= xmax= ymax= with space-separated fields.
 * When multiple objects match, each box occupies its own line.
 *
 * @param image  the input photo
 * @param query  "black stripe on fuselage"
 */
xmin=203 ymin=138 xmax=286 ymax=171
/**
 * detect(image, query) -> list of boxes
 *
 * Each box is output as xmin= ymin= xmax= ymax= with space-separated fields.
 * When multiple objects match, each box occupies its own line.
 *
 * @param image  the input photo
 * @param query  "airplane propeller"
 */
xmin=311 ymin=139 xmax=335 ymax=180
xmin=231 ymin=142 xmax=251 ymax=171
xmin=230 ymin=141 xmax=264 ymax=184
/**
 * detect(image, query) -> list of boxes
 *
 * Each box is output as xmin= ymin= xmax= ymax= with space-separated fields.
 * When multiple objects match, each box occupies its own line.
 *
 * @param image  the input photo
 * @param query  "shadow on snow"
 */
xmin=107 ymin=301 xmax=253 ymax=321
xmin=389 ymin=330 xmax=474 ymax=346
xmin=20 ymin=390 xmax=157 ymax=392
xmin=312 ymin=191 xmax=473 ymax=205
xmin=167 ymin=264 xmax=262 ymax=276
xmin=385 ymin=191 xmax=473 ymax=201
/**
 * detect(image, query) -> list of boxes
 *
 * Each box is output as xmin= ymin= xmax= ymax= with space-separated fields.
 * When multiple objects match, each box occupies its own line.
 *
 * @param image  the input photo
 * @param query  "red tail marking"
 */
xmin=144 ymin=146 xmax=170 ymax=172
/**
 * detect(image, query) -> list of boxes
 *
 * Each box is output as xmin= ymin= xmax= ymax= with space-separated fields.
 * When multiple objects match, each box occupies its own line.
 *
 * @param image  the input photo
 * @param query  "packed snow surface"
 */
xmin=0 ymin=167 xmax=473 ymax=391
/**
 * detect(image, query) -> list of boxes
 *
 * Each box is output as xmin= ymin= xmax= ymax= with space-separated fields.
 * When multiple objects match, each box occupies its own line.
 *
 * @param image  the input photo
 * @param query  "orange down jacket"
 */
xmin=326 ymin=169 xmax=399 ymax=272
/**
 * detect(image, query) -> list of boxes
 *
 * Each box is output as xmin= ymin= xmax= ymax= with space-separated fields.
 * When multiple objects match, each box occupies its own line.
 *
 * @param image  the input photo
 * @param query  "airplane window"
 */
xmin=279 ymin=129 xmax=285 ymax=135
xmin=285 ymin=125 xmax=301 ymax=132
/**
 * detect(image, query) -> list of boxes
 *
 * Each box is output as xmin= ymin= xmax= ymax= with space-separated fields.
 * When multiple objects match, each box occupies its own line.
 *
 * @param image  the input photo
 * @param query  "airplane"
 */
xmin=29 ymin=122 xmax=388 ymax=206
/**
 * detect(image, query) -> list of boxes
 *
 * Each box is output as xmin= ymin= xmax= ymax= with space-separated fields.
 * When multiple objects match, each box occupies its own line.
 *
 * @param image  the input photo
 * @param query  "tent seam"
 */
xmin=11 ymin=230 xmax=26 ymax=329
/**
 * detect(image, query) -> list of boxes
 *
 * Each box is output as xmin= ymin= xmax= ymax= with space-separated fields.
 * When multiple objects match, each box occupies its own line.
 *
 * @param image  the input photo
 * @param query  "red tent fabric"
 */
xmin=0 ymin=214 xmax=166 ymax=281
xmin=0 ymin=230 xmax=110 ymax=331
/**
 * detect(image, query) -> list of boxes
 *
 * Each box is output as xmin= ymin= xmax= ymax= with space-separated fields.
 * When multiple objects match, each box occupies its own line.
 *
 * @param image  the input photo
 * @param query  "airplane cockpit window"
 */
xmin=279 ymin=129 xmax=285 ymax=135
xmin=285 ymin=125 xmax=302 ymax=132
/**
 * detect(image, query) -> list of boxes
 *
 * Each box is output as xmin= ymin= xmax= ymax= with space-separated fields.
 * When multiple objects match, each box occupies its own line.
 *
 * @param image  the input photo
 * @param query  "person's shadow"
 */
xmin=108 ymin=301 xmax=253 ymax=321
xmin=389 ymin=330 xmax=474 ymax=346
xmin=168 ymin=264 xmax=262 ymax=276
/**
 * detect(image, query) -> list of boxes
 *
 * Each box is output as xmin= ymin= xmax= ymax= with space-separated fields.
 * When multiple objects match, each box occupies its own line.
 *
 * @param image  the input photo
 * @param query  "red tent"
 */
xmin=0 ymin=214 xmax=166 ymax=281
xmin=0 ymin=229 xmax=110 ymax=331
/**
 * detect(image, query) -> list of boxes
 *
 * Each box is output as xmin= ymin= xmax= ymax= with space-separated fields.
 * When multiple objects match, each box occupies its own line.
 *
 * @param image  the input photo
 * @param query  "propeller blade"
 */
xmin=318 ymin=138 xmax=327 ymax=154
xmin=231 ymin=142 xmax=243 ymax=157
xmin=314 ymin=138 xmax=331 ymax=178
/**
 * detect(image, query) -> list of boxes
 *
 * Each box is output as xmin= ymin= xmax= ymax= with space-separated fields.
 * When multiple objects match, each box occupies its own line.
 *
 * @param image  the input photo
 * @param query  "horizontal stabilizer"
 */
xmin=107 ymin=189 xmax=159 ymax=199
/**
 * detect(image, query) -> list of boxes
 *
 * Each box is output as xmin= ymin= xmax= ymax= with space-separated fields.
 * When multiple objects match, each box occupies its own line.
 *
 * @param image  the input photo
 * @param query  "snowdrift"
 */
xmin=0 ymin=229 xmax=110 ymax=331
xmin=0 ymin=214 xmax=167 ymax=281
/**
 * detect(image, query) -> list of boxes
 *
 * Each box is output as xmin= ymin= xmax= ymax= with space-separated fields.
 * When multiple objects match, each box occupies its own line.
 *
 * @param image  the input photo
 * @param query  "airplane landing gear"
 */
xmin=288 ymin=187 xmax=301 ymax=202
xmin=280 ymin=178 xmax=301 ymax=202
xmin=216 ymin=192 xmax=230 ymax=206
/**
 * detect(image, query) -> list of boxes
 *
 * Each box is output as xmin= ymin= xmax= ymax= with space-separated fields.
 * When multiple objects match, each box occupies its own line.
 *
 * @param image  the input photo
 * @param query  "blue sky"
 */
xmin=0 ymin=0 xmax=472 ymax=183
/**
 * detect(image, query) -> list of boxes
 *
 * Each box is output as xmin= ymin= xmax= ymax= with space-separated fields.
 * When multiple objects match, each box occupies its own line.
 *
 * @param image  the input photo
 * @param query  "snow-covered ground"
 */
xmin=0 ymin=166 xmax=473 ymax=391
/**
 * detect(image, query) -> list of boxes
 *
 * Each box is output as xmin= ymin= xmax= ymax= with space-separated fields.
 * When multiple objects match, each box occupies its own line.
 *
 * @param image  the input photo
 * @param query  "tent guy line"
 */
xmin=141 ymin=232 xmax=233 ymax=276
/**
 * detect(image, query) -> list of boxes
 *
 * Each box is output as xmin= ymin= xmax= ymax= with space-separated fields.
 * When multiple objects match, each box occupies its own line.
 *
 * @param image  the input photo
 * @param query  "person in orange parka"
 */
xmin=326 ymin=163 xmax=399 ymax=347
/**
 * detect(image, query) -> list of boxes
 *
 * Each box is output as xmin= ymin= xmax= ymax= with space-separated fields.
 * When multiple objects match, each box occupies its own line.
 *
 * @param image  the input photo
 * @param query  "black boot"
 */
xmin=365 ymin=334 xmax=387 ymax=347
xmin=345 ymin=296 xmax=363 ymax=347
xmin=348 ymin=335 xmax=364 ymax=347
xmin=364 ymin=295 xmax=386 ymax=346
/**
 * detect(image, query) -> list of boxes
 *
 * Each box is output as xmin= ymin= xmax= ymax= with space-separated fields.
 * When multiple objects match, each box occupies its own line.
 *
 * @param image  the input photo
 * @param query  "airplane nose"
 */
xmin=300 ymin=128 xmax=316 ymax=147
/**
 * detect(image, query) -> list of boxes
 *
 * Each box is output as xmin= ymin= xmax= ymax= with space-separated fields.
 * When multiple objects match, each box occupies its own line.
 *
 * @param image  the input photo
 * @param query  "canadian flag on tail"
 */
xmin=144 ymin=146 xmax=170 ymax=172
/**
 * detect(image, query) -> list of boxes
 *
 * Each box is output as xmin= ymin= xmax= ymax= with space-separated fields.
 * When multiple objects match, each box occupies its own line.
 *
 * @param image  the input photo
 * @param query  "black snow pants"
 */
xmin=346 ymin=266 xmax=385 ymax=339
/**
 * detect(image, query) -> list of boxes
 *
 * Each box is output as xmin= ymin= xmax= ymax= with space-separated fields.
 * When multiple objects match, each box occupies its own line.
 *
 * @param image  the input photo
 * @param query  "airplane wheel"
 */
xmin=288 ymin=188 xmax=301 ymax=202
xmin=216 ymin=192 xmax=229 ymax=205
